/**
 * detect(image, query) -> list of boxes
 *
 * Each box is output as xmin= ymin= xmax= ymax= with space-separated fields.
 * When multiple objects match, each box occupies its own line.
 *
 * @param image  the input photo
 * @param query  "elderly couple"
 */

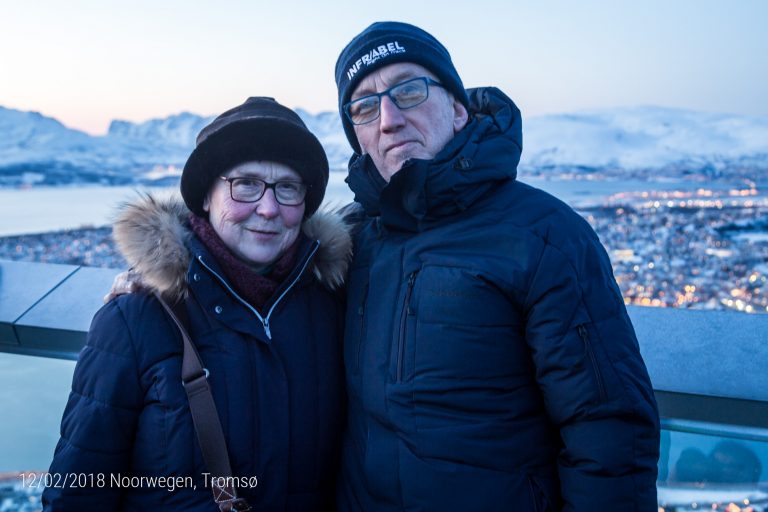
xmin=44 ymin=22 xmax=660 ymax=512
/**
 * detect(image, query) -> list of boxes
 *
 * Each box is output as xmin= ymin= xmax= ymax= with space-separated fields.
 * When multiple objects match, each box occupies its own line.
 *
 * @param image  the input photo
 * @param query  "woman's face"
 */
xmin=203 ymin=161 xmax=306 ymax=271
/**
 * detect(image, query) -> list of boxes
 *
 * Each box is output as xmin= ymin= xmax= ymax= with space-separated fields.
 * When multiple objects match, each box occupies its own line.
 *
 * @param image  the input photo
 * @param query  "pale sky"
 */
xmin=2 ymin=0 xmax=767 ymax=135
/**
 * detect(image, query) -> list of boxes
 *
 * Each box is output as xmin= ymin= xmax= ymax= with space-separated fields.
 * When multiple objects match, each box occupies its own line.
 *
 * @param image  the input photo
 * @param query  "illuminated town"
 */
xmin=578 ymin=184 xmax=768 ymax=315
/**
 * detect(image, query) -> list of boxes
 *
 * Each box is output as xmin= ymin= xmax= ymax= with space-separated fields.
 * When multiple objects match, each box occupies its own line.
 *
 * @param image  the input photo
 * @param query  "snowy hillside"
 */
xmin=1 ymin=104 xmax=766 ymax=187
xmin=108 ymin=112 xmax=212 ymax=149
xmin=521 ymin=106 xmax=768 ymax=177
xmin=0 ymin=106 xmax=196 ymax=186
xmin=295 ymin=108 xmax=350 ymax=171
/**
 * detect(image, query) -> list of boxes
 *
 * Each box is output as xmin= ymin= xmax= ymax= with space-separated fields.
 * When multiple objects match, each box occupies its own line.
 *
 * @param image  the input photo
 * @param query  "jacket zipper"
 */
xmin=196 ymin=242 xmax=320 ymax=340
xmin=356 ymin=282 xmax=369 ymax=371
xmin=396 ymin=272 xmax=417 ymax=382
xmin=577 ymin=324 xmax=607 ymax=402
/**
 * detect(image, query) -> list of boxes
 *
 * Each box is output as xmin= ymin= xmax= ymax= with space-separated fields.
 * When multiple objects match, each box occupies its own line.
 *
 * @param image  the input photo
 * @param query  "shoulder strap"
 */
xmin=154 ymin=292 xmax=251 ymax=512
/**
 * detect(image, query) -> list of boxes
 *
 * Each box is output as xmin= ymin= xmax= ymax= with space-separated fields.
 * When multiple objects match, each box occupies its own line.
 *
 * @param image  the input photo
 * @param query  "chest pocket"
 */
xmin=410 ymin=265 xmax=525 ymax=381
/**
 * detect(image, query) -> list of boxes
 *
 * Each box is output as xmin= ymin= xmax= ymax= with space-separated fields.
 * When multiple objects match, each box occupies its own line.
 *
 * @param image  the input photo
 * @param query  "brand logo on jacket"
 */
xmin=346 ymin=41 xmax=406 ymax=80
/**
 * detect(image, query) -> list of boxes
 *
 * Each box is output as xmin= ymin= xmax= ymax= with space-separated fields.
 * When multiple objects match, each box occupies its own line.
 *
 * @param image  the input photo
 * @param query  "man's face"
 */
xmin=350 ymin=63 xmax=469 ymax=181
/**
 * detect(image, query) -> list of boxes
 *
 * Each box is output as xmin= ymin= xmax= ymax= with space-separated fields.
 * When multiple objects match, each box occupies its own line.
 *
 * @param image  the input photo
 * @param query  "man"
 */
xmin=333 ymin=21 xmax=660 ymax=511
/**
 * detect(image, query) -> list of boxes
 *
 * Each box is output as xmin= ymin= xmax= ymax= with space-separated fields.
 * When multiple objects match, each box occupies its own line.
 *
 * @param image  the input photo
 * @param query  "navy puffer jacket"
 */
xmin=337 ymin=88 xmax=660 ymax=511
xmin=43 ymin=196 xmax=351 ymax=511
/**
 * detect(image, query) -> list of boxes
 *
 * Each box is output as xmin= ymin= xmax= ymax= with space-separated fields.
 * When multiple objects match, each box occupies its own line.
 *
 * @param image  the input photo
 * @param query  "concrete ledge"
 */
xmin=628 ymin=305 xmax=768 ymax=408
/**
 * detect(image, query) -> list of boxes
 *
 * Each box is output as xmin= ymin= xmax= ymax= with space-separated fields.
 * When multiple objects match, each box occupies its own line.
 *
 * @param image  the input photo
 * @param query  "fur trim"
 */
xmin=113 ymin=193 xmax=352 ymax=302
xmin=302 ymin=210 xmax=352 ymax=291
xmin=113 ymin=193 xmax=191 ymax=302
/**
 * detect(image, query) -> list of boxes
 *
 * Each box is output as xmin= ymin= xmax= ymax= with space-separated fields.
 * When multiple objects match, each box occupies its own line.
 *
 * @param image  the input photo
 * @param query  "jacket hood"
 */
xmin=113 ymin=193 xmax=353 ymax=301
xmin=346 ymin=86 xmax=522 ymax=231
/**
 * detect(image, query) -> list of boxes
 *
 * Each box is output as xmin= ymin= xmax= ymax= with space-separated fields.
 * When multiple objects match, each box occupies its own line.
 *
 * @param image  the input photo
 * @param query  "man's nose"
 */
xmin=379 ymin=95 xmax=406 ymax=132
xmin=255 ymin=188 xmax=280 ymax=218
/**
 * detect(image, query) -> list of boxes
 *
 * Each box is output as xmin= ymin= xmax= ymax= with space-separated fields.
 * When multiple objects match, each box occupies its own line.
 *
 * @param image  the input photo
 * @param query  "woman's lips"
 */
xmin=246 ymin=228 xmax=279 ymax=238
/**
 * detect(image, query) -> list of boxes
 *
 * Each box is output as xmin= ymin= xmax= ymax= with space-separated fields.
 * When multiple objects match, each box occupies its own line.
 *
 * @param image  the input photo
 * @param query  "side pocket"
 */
xmin=577 ymin=324 xmax=607 ymax=403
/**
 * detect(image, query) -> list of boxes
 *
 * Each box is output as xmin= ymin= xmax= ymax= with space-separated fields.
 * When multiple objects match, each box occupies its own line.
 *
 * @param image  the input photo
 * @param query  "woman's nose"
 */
xmin=255 ymin=188 xmax=280 ymax=218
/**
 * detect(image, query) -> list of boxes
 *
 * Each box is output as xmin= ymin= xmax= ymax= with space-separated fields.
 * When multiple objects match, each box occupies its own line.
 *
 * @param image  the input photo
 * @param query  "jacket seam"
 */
xmin=115 ymin=297 xmax=153 ymax=393
xmin=67 ymin=389 xmax=142 ymax=412
xmin=78 ymin=343 xmax=136 ymax=360
xmin=56 ymin=432 xmax=133 ymax=455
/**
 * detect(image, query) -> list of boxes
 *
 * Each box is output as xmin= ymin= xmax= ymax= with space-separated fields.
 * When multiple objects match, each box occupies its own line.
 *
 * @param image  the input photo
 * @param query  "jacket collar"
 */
xmin=113 ymin=193 xmax=353 ymax=302
xmin=187 ymin=234 xmax=321 ymax=341
xmin=346 ymin=87 xmax=523 ymax=232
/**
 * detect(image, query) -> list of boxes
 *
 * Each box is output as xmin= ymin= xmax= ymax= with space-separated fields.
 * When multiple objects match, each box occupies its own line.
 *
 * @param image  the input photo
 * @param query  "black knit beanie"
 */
xmin=335 ymin=21 xmax=470 ymax=154
xmin=181 ymin=97 xmax=329 ymax=217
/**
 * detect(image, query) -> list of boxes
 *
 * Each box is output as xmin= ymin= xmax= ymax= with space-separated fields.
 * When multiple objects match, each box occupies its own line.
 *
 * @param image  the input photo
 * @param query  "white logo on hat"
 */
xmin=346 ymin=41 xmax=406 ymax=80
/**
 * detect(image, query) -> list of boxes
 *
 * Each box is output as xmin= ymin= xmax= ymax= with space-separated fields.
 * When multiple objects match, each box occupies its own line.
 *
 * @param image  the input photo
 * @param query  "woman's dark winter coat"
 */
xmin=336 ymin=87 xmax=660 ymax=512
xmin=43 ymin=196 xmax=351 ymax=511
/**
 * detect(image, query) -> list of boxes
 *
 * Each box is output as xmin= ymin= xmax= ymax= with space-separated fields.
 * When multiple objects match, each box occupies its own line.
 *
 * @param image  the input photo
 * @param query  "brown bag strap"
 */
xmin=155 ymin=292 xmax=251 ymax=512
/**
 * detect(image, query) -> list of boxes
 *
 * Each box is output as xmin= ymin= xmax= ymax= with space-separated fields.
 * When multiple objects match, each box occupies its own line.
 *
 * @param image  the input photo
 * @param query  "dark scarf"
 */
xmin=189 ymin=214 xmax=301 ymax=311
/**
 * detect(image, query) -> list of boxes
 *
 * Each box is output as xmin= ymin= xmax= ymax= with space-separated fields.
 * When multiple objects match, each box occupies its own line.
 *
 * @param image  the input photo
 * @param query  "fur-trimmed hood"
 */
xmin=113 ymin=193 xmax=352 ymax=301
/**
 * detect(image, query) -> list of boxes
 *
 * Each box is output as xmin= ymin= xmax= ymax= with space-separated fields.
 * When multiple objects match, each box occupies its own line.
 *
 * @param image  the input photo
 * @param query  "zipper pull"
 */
xmin=263 ymin=318 xmax=272 ymax=340
xmin=358 ymin=283 xmax=369 ymax=316
xmin=405 ymin=272 xmax=417 ymax=314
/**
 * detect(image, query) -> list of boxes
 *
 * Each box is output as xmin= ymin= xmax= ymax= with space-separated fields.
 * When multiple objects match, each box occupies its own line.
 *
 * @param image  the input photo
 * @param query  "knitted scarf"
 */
xmin=189 ymin=214 xmax=301 ymax=311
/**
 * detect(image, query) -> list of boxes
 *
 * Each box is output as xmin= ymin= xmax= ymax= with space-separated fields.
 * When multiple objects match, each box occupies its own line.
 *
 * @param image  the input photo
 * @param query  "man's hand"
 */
xmin=103 ymin=270 xmax=143 ymax=303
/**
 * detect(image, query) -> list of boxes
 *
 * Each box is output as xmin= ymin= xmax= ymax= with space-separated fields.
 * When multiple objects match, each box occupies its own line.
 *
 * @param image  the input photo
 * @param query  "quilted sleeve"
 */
xmin=42 ymin=299 xmax=144 ymax=511
xmin=523 ymin=224 xmax=660 ymax=511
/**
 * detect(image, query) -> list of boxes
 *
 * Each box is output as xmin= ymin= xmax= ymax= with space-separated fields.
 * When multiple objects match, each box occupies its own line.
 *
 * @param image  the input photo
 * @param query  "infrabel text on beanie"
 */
xmin=345 ymin=41 xmax=406 ymax=80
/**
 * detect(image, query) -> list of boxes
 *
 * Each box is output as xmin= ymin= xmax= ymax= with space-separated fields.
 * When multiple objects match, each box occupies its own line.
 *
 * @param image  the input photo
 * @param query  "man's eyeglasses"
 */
xmin=219 ymin=176 xmax=308 ymax=206
xmin=343 ymin=76 xmax=444 ymax=125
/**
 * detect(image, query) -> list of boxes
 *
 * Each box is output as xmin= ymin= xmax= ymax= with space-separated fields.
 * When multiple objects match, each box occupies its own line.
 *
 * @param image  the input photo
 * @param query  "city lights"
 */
xmin=582 ymin=185 xmax=768 ymax=315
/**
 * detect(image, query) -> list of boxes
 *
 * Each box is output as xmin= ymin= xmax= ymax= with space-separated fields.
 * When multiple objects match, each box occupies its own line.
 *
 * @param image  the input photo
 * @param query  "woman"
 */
xmin=43 ymin=97 xmax=351 ymax=511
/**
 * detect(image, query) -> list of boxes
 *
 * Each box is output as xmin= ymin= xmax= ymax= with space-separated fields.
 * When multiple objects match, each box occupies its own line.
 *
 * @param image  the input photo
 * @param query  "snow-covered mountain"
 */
xmin=1 ymin=104 xmax=766 ymax=187
xmin=0 ymin=106 xmax=352 ymax=186
xmin=0 ymin=106 xmax=203 ymax=186
xmin=294 ymin=108 xmax=350 ymax=171
xmin=522 ymin=106 xmax=768 ymax=178
xmin=108 ymin=112 xmax=210 ymax=145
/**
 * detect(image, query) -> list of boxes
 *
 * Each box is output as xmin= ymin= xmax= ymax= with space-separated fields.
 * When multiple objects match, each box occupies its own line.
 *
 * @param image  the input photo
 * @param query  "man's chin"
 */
xmin=384 ymin=153 xmax=417 ymax=179
xmin=376 ymin=148 xmax=431 ymax=180
xmin=380 ymin=160 xmax=407 ymax=181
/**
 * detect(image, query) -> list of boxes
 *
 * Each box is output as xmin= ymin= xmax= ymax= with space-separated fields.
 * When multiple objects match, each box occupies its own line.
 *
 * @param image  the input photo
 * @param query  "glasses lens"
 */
xmin=274 ymin=181 xmax=307 ymax=205
xmin=390 ymin=78 xmax=429 ymax=109
xmin=346 ymin=77 xmax=433 ymax=125
xmin=348 ymin=96 xmax=380 ymax=125
xmin=231 ymin=177 xmax=265 ymax=202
